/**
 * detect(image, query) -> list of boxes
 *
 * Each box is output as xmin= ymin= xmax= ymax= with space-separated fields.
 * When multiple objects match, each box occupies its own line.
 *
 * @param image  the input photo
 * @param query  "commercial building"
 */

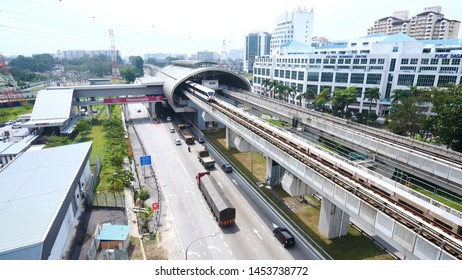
xmin=270 ymin=7 xmax=314 ymax=55
xmin=252 ymin=33 xmax=462 ymax=116
xmin=244 ymin=32 xmax=271 ymax=73
xmin=367 ymin=6 xmax=460 ymax=40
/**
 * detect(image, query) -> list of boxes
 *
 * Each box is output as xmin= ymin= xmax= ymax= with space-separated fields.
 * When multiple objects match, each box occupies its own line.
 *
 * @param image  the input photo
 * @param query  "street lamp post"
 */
xmin=185 ymin=233 xmax=217 ymax=260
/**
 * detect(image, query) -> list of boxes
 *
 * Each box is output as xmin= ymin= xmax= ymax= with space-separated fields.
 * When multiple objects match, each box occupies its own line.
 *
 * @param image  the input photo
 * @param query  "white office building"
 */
xmin=253 ymin=33 xmax=462 ymax=116
xmin=270 ymin=7 xmax=314 ymax=55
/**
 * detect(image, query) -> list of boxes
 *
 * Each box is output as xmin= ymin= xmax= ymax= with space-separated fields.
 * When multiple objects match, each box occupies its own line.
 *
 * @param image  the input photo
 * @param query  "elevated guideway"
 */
xmin=224 ymin=88 xmax=462 ymax=197
xmin=185 ymin=89 xmax=462 ymax=260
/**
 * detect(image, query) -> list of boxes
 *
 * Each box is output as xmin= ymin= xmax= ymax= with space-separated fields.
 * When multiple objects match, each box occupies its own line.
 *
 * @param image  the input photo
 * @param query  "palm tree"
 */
xmin=270 ymin=80 xmax=280 ymax=99
xmin=364 ymin=87 xmax=381 ymax=113
xmin=313 ymin=88 xmax=331 ymax=111
xmin=304 ymin=89 xmax=315 ymax=108
xmin=296 ymin=92 xmax=305 ymax=106
xmin=262 ymin=78 xmax=271 ymax=97
xmin=290 ymin=84 xmax=298 ymax=104
xmin=391 ymin=89 xmax=408 ymax=104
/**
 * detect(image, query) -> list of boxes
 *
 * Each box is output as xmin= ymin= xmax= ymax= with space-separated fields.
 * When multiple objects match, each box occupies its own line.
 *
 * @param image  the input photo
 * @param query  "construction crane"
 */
xmin=0 ymin=52 xmax=24 ymax=104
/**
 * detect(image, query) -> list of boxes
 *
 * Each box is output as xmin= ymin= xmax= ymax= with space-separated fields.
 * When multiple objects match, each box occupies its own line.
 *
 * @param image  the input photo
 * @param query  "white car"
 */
xmin=174 ymin=139 xmax=181 ymax=145
xmin=166 ymin=116 xmax=172 ymax=121
xmin=170 ymin=127 xmax=175 ymax=133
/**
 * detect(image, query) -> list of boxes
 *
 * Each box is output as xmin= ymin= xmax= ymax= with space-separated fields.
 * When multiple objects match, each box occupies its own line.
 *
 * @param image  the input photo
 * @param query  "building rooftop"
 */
xmin=0 ymin=142 xmax=92 ymax=256
xmin=97 ymin=224 xmax=131 ymax=241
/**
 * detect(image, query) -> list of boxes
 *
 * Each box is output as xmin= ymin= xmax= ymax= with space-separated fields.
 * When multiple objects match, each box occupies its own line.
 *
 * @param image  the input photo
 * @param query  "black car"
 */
xmin=197 ymin=137 xmax=205 ymax=143
xmin=273 ymin=227 xmax=295 ymax=248
xmin=222 ymin=163 xmax=233 ymax=173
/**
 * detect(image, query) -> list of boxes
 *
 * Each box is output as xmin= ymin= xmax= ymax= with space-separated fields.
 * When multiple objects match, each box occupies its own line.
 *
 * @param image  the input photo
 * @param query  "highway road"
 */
xmin=127 ymin=103 xmax=323 ymax=260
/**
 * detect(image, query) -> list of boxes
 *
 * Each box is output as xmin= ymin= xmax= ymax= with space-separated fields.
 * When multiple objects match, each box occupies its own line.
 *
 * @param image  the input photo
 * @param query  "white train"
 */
xmin=184 ymin=80 xmax=216 ymax=101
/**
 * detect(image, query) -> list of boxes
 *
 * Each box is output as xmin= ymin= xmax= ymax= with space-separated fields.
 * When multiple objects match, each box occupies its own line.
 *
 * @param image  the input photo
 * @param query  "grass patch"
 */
xmin=204 ymin=129 xmax=266 ymax=183
xmin=0 ymin=104 xmax=33 ymax=122
xmin=263 ymin=118 xmax=291 ymax=128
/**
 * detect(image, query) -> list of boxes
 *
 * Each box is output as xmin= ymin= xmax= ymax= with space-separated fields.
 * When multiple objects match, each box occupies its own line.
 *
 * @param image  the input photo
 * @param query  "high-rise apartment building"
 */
xmin=367 ymin=6 xmax=460 ymax=40
xmin=60 ymin=50 xmax=119 ymax=60
xmin=270 ymin=7 xmax=314 ymax=55
xmin=244 ymin=32 xmax=271 ymax=73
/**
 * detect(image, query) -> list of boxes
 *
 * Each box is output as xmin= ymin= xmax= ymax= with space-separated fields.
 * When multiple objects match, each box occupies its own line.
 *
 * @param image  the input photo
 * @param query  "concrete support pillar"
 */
xmin=233 ymin=136 xmax=258 ymax=152
xmin=226 ymin=126 xmax=236 ymax=149
xmin=319 ymin=198 xmax=350 ymax=239
xmin=201 ymin=110 xmax=218 ymax=129
xmin=123 ymin=104 xmax=129 ymax=120
xmin=266 ymin=157 xmax=273 ymax=181
xmin=265 ymin=157 xmax=284 ymax=186
xmin=148 ymin=102 xmax=156 ymax=117
xmin=281 ymin=171 xmax=312 ymax=196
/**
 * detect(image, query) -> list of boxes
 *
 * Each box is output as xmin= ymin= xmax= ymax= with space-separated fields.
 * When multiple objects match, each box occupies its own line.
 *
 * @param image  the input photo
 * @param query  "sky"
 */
xmin=0 ymin=0 xmax=461 ymax=58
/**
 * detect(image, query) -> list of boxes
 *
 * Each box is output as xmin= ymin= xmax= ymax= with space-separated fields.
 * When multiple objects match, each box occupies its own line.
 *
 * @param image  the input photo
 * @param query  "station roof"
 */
xmin=157 ymin=60 xmax=251 ymax=106
xmin=25 ymin=88 xmax=74 ymax=127
xmin=0 ymin=142 xmax=92 ymax=256
xmin=171 ymin=60 xmax=218 ymax=68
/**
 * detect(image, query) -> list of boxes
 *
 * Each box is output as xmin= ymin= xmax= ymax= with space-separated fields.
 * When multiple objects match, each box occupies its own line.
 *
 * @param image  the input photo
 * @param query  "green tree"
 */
xmin=138 ymin=189 xmax=151 ymax=207
xmin=46 ymin=135 xmax=71 ymax=147
xmin=331 ymin=86 xmax=357 ymax=114
xmin=431 ymin=84 xmax=462 ymax=151
xmin=364 ymin=87 xmax=381 ymax=113
xmin=119 ymin=66 xmax=137 ymax=83
xmin=261 ymin=78 xmax=271 ymax=97
xmin=304 ymin=89 xmax=316 ymax=108
xmin=313 ymin=88 xmax=330 ymax=111
xmin=295 ymin=92 xmax=304 ymax=106
xmin=132 ymin=56 xmax=144 ymax=77
xmin=0 ymin=110 xmax=8 ymax=122
xmin=289 ymin=84 xmax=298 ymax=104
xmin=146 ymin=58 xmax=157 ymax=65
xmin=269 ymin=80 xmax=280 ymax=99
xmin=75 ymin=119 xmax=91 ymax=136
xmin=107 ymin=172 xmax=126 ymax=193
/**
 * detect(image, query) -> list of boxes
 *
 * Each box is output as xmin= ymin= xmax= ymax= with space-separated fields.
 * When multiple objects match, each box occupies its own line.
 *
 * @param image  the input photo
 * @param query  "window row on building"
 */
xmin=253 ymin=54 xmax=462 ymax=115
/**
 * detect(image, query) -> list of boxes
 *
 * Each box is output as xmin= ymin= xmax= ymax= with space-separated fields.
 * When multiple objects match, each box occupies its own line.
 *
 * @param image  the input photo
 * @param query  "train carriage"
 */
xmin=184 ymin=80 xmax=216 ymax=101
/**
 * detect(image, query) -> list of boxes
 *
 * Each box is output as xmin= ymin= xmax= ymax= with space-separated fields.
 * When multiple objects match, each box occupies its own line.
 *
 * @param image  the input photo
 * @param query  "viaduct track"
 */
xmin=192 ymin=90 xmax=462 ymax=259
xmin=232 ymin=90 xmax=462 ymax=168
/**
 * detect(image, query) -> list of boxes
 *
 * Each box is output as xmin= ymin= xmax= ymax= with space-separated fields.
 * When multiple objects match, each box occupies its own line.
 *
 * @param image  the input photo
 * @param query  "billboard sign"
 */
xmin=103 ymin=95 xmax=164 ymax=104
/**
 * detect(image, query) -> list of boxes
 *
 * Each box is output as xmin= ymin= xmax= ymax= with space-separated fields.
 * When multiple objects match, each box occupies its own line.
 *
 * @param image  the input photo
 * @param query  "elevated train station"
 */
xmin=10 ymin=60 xmax=462 ymax=259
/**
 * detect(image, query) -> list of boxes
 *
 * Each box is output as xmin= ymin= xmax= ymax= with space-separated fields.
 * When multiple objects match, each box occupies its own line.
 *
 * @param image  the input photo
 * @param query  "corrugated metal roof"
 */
xmin=0 ymin=142 xmax=92 ymax=255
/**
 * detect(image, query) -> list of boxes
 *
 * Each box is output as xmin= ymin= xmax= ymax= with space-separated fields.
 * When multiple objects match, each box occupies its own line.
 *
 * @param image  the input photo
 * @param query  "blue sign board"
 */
xmin=140 ymin=155 xmax=152 ymax=166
